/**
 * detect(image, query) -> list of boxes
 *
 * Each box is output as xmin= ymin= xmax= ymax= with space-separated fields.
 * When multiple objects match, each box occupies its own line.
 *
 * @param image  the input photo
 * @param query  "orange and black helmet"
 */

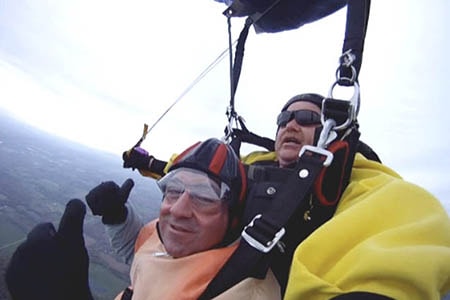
xmin=169 ymin=138 xmax=247 ymax=244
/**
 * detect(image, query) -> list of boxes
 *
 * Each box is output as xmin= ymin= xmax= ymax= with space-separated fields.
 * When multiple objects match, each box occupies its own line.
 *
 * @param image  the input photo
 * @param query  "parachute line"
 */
xmin=143 ymin=41 xmax=237 ymax=139
xmin=0 ymin=238 xmax=25 ymax=251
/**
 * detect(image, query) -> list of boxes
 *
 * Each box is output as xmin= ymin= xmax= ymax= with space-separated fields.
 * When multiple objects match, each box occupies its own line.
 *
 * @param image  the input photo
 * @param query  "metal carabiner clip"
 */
xmin=325 ymin=80 xmax=360 ymax=131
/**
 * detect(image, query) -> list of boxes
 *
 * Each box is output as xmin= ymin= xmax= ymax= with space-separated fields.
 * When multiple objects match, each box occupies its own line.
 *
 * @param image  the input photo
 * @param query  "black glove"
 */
xmin=122 ymin=147 xmax=152 ymax=170
xmin=5 ymin=199 xmax=93 ymax=300
xmin=85 ymin=179 xmax=134 ymax=224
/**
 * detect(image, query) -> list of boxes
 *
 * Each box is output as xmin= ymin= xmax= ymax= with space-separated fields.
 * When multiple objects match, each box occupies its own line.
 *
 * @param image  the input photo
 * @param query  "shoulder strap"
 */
xmin=199 ymin=143 xmax=337 ymax=299
xmin=339 ymin=0 xmax=371 ymax=85
xmin=230 ymin=128 xmax=275 ymax=157
xmin=357 ymin=140 xmax=381 ymax=163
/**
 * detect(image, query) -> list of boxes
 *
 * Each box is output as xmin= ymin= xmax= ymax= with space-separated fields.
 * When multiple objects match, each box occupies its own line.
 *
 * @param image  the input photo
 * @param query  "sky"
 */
xmin=0 ymin=0 xmax=449 ymax=213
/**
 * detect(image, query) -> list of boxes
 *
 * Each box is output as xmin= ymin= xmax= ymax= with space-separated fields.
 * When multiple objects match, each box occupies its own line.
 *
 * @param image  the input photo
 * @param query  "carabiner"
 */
xmin=326 ymin=80 xmax=360 ymax=131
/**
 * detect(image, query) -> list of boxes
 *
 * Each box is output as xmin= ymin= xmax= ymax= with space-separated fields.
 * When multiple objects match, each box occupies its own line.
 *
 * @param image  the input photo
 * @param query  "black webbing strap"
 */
xmin=229 ymin=128 xmax=275 ymax=156
xmin=228 ymin=17 xmax=252 ymax=113
xmin=224 ymin=1 xmax=282 ymax=139
xmin=198 ymin=149 xmax=328 ymax=299
xmin=225 ymin=0 xmax=282 ymax=118
xmin=339 ymin=0 xmax=371 ymax=85
xmin=226 ymin=0 xmax=370 ymax=89
xmin=357 ymin=140 xmax=381 ymax=163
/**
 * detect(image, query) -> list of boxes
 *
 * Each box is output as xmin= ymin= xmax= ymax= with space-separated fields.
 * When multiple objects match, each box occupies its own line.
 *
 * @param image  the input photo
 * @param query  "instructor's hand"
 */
xmin=122 ymin=147 xmax=152 ymax=170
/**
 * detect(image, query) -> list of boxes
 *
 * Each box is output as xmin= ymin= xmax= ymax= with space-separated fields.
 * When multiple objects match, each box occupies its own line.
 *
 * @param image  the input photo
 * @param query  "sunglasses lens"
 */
xmin=276 ymin=110 xmax=321 ymax=127
xmin=276 ymin=111 xmax=291 ymax=127
xmin=294 ymin=110 xmax=321 ymax=125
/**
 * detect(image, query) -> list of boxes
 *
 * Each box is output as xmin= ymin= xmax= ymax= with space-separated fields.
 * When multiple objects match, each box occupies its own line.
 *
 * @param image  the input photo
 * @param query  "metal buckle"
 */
xmin=241 ymin=214 xmax=285 ymax=253
xmin=299 ymin=145 xmax=334 ymax=167
xmin=316 ymin=118 xmax=337 ymax=149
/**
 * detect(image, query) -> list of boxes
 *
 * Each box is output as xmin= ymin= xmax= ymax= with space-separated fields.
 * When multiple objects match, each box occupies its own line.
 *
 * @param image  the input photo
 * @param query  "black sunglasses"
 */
xmin=276 ymin=110 xmax=321 ymax=127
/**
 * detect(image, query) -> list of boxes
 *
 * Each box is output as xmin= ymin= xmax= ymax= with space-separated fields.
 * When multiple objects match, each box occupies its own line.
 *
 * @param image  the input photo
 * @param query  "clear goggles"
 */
xmin=157 ymin=168 xmax=231 ymax=204
xmin=276 ymin=109 xmax=321 ymax=127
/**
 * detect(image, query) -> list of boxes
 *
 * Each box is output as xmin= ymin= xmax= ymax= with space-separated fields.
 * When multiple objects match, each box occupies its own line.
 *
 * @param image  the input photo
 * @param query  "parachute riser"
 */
xmin=221 ymin=0 xmax=284 ymax=145
xmin=315 ymin=48 xmax=361 ymax=147
xmin=315 ymin=0 xmax=369 ymax=152
xmin=303 ymin=49 xmax=361 ymax=171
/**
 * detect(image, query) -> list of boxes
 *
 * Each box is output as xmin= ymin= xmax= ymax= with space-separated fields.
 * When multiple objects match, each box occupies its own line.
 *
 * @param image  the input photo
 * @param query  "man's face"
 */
xmin=158 ymin=170 xmax=229 ymax=258
xmin=275 ymin=101 xmax=321 ymax=167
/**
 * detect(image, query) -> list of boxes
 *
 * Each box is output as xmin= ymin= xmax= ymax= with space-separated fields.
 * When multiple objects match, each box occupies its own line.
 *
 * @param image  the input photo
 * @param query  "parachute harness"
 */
xmin=200 ymin=1 xmax=371 ymax=298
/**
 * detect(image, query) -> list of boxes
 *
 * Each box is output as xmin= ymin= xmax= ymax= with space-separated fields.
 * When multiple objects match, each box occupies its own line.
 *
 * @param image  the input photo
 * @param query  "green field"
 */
xmin=89 ymin=262 xmax=130 ymax=300
xmin=0 ymin=111 xmax=161 ymax=299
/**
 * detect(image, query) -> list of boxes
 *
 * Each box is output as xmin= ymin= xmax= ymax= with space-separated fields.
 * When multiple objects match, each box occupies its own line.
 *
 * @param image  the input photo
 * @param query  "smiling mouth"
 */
xmin=170 ymin=224 xmax=192 ymax=233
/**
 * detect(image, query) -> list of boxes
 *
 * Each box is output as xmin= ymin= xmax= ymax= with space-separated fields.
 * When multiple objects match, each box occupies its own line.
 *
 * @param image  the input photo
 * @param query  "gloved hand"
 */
xmin=5 ymin=199 xmax=93 ymax=300
xmin=85 ymin=179 xmax=134 ymax=225
xmin=123 ymin=147 xmax=152 ymax=170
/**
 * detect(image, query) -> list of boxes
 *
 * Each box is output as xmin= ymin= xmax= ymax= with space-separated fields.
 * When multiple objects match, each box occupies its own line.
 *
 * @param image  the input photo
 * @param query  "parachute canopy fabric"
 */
xmin=215 ymin=0 xmax=347 ymax=33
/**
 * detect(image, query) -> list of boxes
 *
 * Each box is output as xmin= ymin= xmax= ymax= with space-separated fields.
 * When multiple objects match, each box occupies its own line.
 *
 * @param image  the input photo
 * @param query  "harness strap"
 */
xmin=225 ymin=0 xmax=281 ymax=121
xmin=339 ymin=0 xmax=371 ymax=85
xmin=315 ymin=128 xmax=360 ymax=206
xmin=314 ymin=140 xmax=350 ymax=206
xmin=223 ymin=2 xmax=282 ymax=143
xmin=225 ymin=16 xmax=252 ymax=118
xmin=198 ymin=147 xmax=329 ymax=299
xmin=357 ymin=140 xmax=381 ymax=162
xmin=229 ymin=128 xmax=275 ymax=156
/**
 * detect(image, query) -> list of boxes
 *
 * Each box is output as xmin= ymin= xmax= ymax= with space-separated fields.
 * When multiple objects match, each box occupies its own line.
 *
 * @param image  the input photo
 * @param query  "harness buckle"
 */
xmin=300 ymin=145 xmax=334 ymax=167
xmin=242 ymin=214 xmax=285 ymax=253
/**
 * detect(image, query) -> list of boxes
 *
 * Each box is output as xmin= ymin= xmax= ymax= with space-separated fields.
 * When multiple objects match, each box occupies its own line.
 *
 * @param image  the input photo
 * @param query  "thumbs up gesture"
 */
xmin=5 ymin=199 xmax=93 ymax=300
xmin=85 ymin=179 xmax=134 ymax=225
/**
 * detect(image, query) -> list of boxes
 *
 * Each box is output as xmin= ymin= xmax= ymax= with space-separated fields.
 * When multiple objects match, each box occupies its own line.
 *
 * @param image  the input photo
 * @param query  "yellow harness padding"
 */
xmin=284 ymin=154 xmax=450 ymax=300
